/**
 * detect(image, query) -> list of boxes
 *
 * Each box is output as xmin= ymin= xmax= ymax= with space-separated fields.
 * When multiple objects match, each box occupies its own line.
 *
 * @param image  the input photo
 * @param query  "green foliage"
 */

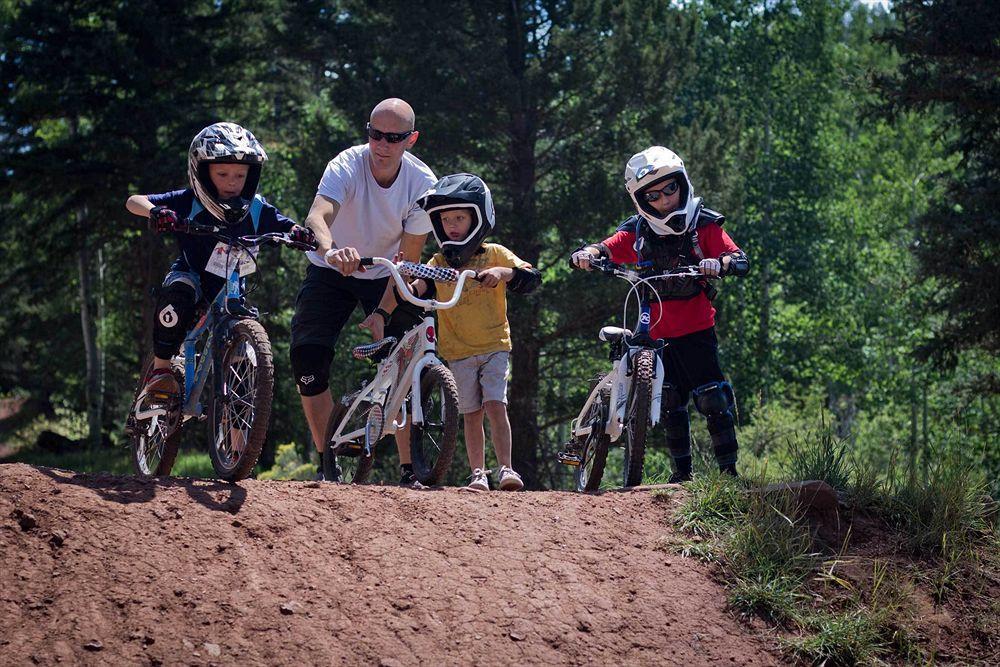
xmin=783 ymin=426 xmax=852 ymax=494
xmin=258 ymin=442 xmax=315 ymax=481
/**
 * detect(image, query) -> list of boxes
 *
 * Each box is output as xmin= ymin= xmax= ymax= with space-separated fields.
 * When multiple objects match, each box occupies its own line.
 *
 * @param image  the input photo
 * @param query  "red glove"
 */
xmin=289 ymin=224 xmax=316 ymax=246
xmin=148 ymin=206 xmax=180 ymax=234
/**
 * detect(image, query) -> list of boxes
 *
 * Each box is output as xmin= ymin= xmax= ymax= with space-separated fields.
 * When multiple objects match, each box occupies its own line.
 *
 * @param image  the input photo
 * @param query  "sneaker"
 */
xmin=667 ymin=471 xmax=692 ymax=484
xmin=498 ymin=466 xmax=524 ymax=491
xmin=143 ymin=367 xmax=178 ymax=396
xmin=467 ymin=468 xmax=491 ymax=491
xmin=398 ymin=469 xmax=427 ymax=489
xmin=719 ymin=463 xmax=739 ymax=478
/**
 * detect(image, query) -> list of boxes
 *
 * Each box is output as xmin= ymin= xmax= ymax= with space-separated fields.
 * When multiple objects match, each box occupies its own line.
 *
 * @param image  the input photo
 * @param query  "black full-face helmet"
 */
xmin=418 ymin=173 xmax=496 ymax=268
xmin=188 ymin=122 xmax=268 ymax=224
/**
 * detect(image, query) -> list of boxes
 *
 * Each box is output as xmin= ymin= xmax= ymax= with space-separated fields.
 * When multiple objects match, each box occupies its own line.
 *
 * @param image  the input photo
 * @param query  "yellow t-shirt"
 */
xmin=428 ymin=243 xmax=531 ymax=361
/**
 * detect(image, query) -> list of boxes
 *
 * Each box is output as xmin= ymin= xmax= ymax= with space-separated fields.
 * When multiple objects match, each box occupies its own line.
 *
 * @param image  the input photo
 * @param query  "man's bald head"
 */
xmin=370 ymin=98 xmax=415 ymax=132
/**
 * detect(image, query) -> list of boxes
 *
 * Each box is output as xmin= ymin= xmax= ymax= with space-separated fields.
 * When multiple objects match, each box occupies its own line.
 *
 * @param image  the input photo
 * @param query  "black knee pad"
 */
xmin=153 ymin=282 xmax=197 ymax=359
xmin=291 ymin=344 xmax=332 ymax=396
xmin=692 ymin=381 xmax=735 ymax=419
xmin=661 ymin=382 xmax=686 ymax=412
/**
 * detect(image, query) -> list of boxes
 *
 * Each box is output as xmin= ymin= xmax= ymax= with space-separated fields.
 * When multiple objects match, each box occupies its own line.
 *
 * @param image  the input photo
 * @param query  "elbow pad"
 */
xmin=722 ymin=251 xmax=749 ymax=277
xmin=508 ymin=267 xmax=542 ymax=294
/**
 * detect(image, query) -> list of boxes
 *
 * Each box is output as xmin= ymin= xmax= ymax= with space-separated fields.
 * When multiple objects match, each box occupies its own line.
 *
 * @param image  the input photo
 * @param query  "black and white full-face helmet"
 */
xmin=624 ymin=146 xmax=698 ymax=236
xmin=418 ymin=173 xmax=496 ymax=268
xmin=188 ymin=122 xmax=268 ymax=224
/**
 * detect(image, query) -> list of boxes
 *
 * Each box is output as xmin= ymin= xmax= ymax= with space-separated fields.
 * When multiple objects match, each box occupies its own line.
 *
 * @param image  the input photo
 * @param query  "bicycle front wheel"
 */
xmin=409 ymin=364 xmax=459 ymax=486
xmin=322 ymin=400 xmax=374 ymax=484
xmin=576 ymin=378 xmax=611 ymax=492
xmin=127 ymin=354 xmax=183 ymax=477
xmin=622 ymin=349 xmax=655 ymax=487
xmin=206 ymin=320 xmax=274 ymax=481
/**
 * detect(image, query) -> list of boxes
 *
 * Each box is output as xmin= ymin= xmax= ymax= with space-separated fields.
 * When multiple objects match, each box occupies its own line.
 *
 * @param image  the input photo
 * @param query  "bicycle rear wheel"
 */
xmin=622 ymin=349 xmax=655 ymax=487
xmin=127 ymin=354 xmax=183 ymax=477
xmin=409 ymin=364 xmax=459 ymax=486
xmin=206 ymin=320 xmax=273 ymax=481
xmin=576 ymin=379 xmax=611 ymax=492
xmin=322 ymin=399 xmax=374 ymax=484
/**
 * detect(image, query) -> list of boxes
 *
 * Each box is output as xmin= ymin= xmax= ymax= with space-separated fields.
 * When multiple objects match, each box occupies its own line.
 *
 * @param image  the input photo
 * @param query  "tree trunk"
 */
xmin=756 ymin=109 xmax=773 ymax=405
xmin=504 ymin=2 xmax=542 ymax=487
xmin=78 ymin=235 xmax=102 ymax=449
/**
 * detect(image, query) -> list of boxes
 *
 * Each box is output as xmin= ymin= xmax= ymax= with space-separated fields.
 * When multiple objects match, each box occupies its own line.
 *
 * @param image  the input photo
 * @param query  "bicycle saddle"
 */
xmin=598 ymin=327 xmax=632 ymax=344
xmin=352 ymin=337 xmax=398 ymax=362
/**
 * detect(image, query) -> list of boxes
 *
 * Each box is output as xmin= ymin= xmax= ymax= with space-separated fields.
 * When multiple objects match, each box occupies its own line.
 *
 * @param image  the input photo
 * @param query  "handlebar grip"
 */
xmin=360 ymin=257 xmax=374 ymax=267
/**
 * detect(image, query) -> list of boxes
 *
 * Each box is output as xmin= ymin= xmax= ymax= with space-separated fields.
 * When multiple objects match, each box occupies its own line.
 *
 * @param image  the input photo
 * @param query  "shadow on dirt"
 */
xmin=31 ymin=465 xmax=247 ymax=514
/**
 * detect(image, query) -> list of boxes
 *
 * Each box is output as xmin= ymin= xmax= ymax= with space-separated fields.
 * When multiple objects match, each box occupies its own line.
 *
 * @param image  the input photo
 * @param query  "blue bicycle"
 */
xmin=125 ymin=222 xmax=315 ymax=481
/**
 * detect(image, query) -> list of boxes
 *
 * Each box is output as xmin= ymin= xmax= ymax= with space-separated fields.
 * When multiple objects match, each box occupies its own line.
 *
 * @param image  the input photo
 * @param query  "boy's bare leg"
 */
xmin=463 ymin=408 xmax=486 ymax=470
xmin=300 ymin=391 xmax=334 ymax=454
xmin=152 ymin=356 xmax=172 ymax=370
xmin=484 ymin=401 xmax=512 ymax=468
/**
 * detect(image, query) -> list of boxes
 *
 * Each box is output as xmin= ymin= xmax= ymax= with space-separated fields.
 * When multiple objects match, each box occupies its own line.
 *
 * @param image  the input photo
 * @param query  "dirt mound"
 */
xmin=0 ymin=463 xmax=779 ymax=666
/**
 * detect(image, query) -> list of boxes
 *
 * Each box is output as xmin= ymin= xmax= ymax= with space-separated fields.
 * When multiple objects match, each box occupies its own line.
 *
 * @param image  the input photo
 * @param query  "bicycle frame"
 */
xmin=327 ymin=257 xmax=476 ymax=456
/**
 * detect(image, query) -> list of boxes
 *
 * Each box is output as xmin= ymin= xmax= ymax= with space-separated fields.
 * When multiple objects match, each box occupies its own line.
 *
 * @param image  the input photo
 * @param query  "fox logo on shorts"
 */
xmin=299 ymin=375 xmax=315 ymax=386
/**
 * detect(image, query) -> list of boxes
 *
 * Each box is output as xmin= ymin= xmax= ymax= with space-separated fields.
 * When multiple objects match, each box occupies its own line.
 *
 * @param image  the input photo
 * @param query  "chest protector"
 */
xmin=618 ymin=200 xmax=724 ymax=301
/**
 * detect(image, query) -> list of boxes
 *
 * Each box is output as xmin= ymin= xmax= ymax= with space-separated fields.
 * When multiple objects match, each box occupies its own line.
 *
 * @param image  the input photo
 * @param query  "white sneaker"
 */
xmin=467 ymin=468 xmax=491 ymax=491
xmin=498 ymin=466 xmax=524 ymax=491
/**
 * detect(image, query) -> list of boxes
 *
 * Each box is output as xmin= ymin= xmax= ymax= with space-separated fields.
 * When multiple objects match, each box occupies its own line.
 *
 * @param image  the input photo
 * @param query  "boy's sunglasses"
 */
xmin=366 ymin=122 xmax=415 ymax=144
xmin=641 ymin=180 xmax=680 ymax=202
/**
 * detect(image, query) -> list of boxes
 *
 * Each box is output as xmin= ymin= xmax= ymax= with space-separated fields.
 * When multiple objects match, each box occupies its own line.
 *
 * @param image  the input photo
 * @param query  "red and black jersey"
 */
xmin=600 ymin=207 xmax=742 ymax=339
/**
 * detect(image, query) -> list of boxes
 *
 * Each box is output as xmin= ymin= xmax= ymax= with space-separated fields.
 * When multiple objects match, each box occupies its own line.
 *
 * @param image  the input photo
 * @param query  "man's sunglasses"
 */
xmin=641 ymin=180 xmax=680 ymax=202
xmin=366 ymin=122 xmax=415 ymax=144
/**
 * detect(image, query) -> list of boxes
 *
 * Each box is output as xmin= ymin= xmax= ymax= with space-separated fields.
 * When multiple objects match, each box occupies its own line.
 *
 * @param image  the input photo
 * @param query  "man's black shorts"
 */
xmin=290 ymin=264 xmax=423 ymax=352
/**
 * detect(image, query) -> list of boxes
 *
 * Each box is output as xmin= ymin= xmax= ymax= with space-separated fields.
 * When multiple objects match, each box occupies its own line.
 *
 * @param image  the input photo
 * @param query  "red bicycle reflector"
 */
xmin=426 ymin=326 xmax=435 ymax=342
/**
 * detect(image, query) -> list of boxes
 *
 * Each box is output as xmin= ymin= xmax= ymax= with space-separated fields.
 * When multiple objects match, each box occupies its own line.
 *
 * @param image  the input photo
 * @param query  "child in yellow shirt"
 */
xmin=409 ymin=174 xmax=541 ymax=490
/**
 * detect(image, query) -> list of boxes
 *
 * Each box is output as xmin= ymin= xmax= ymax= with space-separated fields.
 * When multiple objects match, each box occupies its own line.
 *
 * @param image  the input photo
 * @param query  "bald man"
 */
xmin=291 ymin=98 xmax=436 ymax=486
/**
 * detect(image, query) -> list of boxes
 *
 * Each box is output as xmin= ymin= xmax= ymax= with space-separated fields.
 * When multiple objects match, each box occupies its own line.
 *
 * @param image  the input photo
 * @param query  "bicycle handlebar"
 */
xmin=590 ymin=257 xmax=712 ymax=282
xmin=181 ymin=221 xmax=317 ymax=251
xmin=360 ymin=257 xmax=477 ymax=310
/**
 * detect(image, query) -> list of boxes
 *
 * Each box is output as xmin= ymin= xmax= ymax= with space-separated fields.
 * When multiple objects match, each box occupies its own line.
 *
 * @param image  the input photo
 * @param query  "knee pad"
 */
xmin=661 ymin=382 xmax=686 ymax=412
xmin=692 ymin=381 xmax=735 ymax=419
xmin=291 ymin=344 xmax=332 ymax=397
xmin=152 ymin=283 xmax=197 ymax=359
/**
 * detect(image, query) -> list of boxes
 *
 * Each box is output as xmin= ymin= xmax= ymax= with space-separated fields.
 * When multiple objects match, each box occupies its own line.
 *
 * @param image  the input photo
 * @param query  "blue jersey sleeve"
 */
xmin=146 ymin=189 xmax=192 ymax=215
xmin=257 ymin=196 xmax=296 ymax=233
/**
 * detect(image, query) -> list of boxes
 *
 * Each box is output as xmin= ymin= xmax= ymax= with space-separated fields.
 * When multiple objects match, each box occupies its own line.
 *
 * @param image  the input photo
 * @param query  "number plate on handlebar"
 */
xmin=205 ymin=242 xmax=259 ymax=278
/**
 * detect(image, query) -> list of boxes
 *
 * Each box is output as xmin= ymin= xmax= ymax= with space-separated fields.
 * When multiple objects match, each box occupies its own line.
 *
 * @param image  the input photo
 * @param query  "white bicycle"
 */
xmin=558 ymin=260 xmax=715 ymax=491
xmin=322 ymin=257 xmax=477 ymax=485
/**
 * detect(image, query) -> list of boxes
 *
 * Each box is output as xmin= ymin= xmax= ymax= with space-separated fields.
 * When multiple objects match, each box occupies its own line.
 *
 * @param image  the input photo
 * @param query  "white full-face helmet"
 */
xmin=188 ymin=122 xmax=268 ymax=224
xmin=624 ymin=146 xmax=698 ymax=236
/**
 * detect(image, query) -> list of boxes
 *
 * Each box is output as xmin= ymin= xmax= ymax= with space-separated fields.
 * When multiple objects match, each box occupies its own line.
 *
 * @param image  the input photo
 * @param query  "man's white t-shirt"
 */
xmin=307 ymin=144 xmax=436 ymax=279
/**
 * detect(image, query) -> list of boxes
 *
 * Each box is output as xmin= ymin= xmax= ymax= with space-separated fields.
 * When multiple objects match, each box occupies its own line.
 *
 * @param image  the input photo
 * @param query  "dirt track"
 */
xmin=1 ymin=463 xmax=779 ymax=665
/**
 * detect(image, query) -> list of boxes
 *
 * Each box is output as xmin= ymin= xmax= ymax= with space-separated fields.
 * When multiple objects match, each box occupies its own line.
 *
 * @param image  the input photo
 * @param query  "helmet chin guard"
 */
xmin=418 ymin=173 xmax=496 ymax=268
xmin=624 ymin=146 xmax=698 ymax=236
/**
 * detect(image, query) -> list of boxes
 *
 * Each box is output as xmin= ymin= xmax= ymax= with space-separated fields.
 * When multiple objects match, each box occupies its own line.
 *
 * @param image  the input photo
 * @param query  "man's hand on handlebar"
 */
xmin=325 ymin=246 xmax=365 ymax=274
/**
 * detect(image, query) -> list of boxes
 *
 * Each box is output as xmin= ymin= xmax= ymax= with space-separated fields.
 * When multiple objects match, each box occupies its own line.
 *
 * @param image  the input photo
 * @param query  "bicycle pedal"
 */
xmin=332 ymin=442 xmax=365 ymax=458
xmin=557 ymin=452 xmax=582 ymax=466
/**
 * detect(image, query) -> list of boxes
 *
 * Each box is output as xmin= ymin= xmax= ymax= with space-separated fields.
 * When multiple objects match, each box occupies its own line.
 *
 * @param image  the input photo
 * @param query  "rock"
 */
xmin=391 ymin=599 xmax=413 ymax=611
xmin=303 ymin=481 xmax=320 ymax=488
xmin=509 ymin=630 xmax=525 ymax=641
xmin=13 ymin=509 xmax=37 ymax=531
xmin=203 ymin=643 xmax=221 ymax=657
xmin=49 ymin=531 xmax=66 ymax=547
xmin=83 ymin=640 xmax=103 ymax=652
xmin=280 ymin=601 xmax=301 ymax=615
xmin=379 ymin=659 xmax=405 ymax=667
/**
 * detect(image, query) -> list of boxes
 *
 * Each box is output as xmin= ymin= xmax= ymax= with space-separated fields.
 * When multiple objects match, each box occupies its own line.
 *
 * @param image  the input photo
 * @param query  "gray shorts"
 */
xmin=448 ymin=351 xmax=510 ymax=414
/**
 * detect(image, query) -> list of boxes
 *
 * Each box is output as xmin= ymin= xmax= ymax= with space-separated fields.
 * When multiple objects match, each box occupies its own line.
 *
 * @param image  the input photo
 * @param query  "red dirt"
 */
xmin=0 ymin=463 xmax=781 ymax=666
